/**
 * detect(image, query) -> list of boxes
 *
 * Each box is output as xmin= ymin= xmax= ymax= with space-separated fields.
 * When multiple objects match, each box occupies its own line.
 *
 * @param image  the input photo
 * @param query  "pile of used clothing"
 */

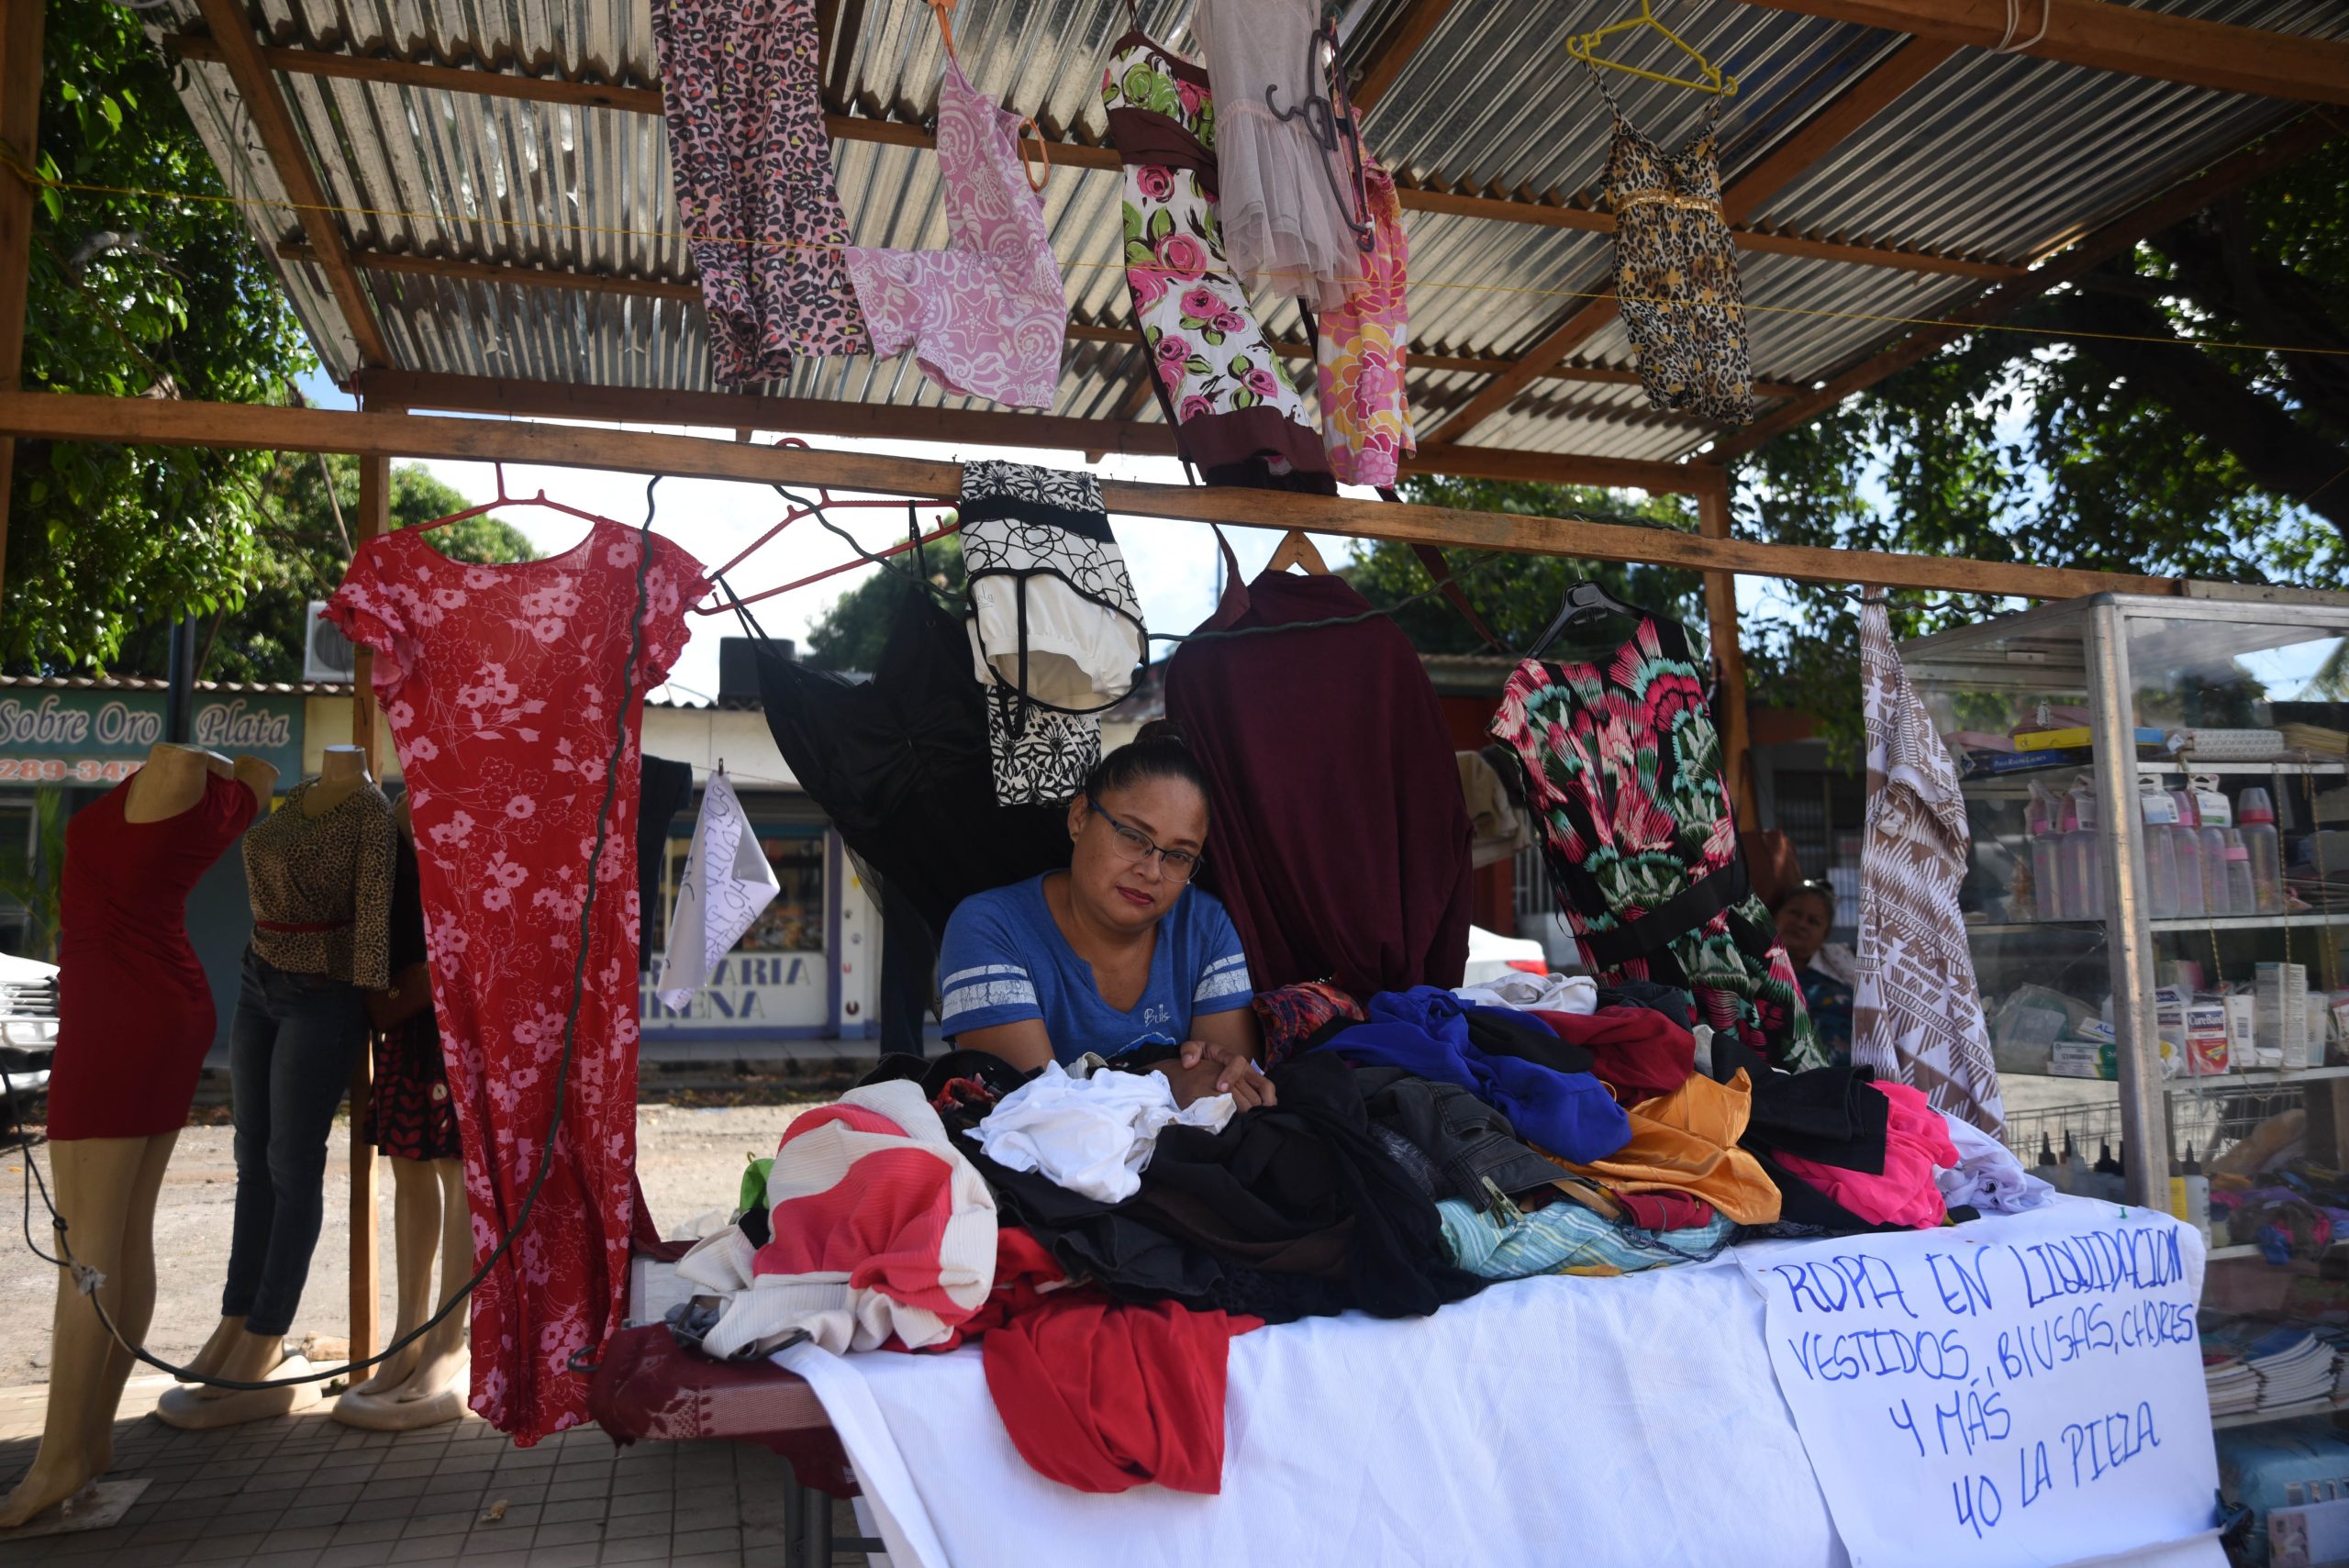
xmin=666 ymin=974 xmax=2044 ymax=1496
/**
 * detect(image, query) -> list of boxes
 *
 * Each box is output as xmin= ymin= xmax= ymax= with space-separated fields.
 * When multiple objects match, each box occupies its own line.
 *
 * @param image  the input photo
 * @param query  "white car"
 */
xmin=0 ymin=951 xmax=57 ymax=1111
xmin=1461 ymin=924 xmax=1553 ymax=988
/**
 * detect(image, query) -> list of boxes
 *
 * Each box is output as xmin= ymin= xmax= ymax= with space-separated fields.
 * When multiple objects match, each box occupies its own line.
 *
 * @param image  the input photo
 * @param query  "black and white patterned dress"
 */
xmin=959 ymin=462 xmax=1148 ymax=805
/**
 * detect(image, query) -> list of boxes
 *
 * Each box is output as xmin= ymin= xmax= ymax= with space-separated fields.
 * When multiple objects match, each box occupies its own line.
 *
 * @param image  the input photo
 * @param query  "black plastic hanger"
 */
xmin=1525 ymin=580 xmax=1652 ymax=660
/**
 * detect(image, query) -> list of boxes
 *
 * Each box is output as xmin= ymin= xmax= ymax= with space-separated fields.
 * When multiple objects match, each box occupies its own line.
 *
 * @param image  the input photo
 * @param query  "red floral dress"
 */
xmin=328 ymin=520 xmax=706 ymax=1443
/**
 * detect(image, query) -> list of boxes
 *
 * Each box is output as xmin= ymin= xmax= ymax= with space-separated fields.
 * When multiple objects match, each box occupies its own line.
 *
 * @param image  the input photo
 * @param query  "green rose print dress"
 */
xmin=1101 ymin=29 xmax=1334 ymax=493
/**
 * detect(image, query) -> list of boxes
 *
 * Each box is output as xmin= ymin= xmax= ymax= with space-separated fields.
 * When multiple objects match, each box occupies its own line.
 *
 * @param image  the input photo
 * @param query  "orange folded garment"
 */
xmin=1552 ymin=1068 xmax=1782 ymax=1226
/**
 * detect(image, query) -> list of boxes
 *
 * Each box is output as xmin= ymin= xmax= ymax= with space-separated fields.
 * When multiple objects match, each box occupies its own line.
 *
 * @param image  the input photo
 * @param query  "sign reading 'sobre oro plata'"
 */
xmin=0 ymin=690 xmax=304 ymax=783
xmin=1739 ymin=1200 xmax=2221 ymax=1568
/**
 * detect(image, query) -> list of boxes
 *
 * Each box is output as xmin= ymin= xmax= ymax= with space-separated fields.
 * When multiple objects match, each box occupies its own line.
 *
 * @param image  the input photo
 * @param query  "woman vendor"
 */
xmin=935 ymin=722 xmax=1274 ymax=1108
xmin=1774 ymin=880 xmax=1854 ymax=1063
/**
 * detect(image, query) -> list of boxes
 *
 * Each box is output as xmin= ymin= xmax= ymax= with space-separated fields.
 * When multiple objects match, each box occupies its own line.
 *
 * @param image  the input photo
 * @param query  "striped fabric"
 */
xmin=941 ymin=962 xmax=1039 ymax=1028
xmin=1193 ymin=951 xmax=1252 ymax=1005
xmin=678 ymin=1079 xmax=998 ymax=1358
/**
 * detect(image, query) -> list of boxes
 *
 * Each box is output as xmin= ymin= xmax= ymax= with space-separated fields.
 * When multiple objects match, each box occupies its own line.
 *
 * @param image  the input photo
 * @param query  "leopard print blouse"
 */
xmin=242 ymin=779 xmax=396 ymax=990
xmin=1596 ymin=87 xmax=1757 ymax=426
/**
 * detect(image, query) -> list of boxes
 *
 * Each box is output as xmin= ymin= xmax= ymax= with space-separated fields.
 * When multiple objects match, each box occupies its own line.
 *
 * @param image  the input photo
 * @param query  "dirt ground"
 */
xmin=0 ymin=1096 xmax=823 ymax=1389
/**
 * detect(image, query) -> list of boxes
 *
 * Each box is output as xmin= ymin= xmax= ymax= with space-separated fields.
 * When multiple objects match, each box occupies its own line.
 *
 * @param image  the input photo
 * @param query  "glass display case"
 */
xmin=1900 ymin=589 xmax=2349 ymax=1224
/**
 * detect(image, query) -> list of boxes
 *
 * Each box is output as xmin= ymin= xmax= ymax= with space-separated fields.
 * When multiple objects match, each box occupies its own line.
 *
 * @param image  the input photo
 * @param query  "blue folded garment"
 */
xmin=1319 ymin=986 xmax=1632 ymax=1164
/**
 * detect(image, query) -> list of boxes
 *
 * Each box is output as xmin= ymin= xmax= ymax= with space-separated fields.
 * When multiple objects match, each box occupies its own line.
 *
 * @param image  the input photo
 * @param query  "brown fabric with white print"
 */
xmin=1851 ymin=598 xmax=2005 ymax=1136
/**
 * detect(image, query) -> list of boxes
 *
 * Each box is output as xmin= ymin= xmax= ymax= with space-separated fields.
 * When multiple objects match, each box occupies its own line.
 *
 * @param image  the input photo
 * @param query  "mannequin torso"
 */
xmin=300 ymin=744 xmax=372 ymax=818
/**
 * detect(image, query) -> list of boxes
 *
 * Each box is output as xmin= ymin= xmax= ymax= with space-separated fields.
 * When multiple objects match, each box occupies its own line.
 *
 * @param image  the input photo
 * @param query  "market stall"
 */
xmin=4 ymin=0 xmax=2348 ymax=1560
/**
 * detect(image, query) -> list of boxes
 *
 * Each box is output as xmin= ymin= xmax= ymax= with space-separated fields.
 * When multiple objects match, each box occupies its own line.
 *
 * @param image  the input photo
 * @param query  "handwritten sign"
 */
xmin=1739 ymin=1199 xmax=2218 ymax=1568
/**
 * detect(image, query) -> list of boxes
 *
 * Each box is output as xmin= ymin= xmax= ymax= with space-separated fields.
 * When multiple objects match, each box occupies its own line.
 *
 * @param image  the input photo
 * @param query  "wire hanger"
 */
xmin=1265 ymin=529 xmax=1331 ymax=575
xmin=694 ymin=488 xmax=962 ymax=616
xmin=411 ymin=461 xmax=619 ymax=533
xmin=1565 ymin=1 xmax=1738 ymax=97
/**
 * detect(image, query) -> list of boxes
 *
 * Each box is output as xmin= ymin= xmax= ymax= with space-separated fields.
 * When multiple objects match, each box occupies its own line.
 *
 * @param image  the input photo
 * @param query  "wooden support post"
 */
xmin=1698 ymin=483 xmax=1759 ymax=834
xmin=0 ymin=0 xmax=46 ymax=616
xmin=348 ymin=439 xmax=389 ymax=1370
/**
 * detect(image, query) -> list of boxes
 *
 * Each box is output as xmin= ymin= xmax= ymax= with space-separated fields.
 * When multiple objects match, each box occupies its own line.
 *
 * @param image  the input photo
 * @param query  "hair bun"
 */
xmin=1134 ymin=718 xmax=1190 ymax=749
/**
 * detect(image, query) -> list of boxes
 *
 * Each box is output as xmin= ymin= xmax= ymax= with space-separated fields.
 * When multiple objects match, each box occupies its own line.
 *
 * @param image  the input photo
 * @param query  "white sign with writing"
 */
xmin=1739 ymin=1199 xmax=2219 ymax=1568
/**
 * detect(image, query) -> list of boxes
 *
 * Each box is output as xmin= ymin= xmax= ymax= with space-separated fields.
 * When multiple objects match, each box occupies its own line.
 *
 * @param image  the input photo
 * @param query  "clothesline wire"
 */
xmin=9 ymin=495 xmax=667 ymax=1393
xmin=12 ymin=157 xmax=2349 ymax=361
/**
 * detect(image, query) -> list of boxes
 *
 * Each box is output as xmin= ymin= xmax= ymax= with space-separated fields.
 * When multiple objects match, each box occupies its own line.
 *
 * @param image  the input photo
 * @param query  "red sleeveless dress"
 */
xmin=50 ymin=770 xmax=258 ymax=1140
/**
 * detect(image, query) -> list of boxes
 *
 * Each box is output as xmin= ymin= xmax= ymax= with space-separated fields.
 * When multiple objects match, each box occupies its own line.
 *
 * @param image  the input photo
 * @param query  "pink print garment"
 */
xmin=651 ymin=0 xmax=869 ymax=383
xmin=841 ymin=58 xmax=1066 ymax=409
xmin=1314 ymin=159 xmax=1414 ymax=487
xmin=328 ymin=521 xmax=707 ymax=1443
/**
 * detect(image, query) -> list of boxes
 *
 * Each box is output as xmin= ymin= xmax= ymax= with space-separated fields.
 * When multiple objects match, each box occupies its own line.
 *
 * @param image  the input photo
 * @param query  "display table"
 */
xmin=596 ymin=1197 xmax=2230 ymax=1568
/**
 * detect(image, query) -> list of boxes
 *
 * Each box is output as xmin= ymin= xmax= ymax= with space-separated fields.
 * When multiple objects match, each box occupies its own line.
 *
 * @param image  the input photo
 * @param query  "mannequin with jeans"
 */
xmin=165 ymin=744 xmax=395 ymax=1428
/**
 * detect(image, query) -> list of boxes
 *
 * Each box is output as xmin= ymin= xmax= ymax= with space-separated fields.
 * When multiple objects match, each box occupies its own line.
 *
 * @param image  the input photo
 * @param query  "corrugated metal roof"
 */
xmin=150 ymin=0 xmax=2343 ymax=468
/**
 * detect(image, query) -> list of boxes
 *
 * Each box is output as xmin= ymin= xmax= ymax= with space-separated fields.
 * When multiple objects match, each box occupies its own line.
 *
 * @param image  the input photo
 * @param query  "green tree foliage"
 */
xmin=6 ymin=3 xmax=316 ymax=670
xmin=1347 ymin=477 xmax=1708 ymax=654
xmin=1737 ymin=137 xmax=2349 ymax=753
xmin=139 ymin=457 xmax=534 ymax=684
xmin=802 ymin=535 xmax=965 ymax=672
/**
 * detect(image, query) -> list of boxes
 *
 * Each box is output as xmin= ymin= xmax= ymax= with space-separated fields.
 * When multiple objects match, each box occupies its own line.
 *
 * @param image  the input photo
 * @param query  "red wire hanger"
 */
xmin=413 ymin=461 xmax=620 ymax=533
xmin=692 ymin=446 xmax=962 ymax=615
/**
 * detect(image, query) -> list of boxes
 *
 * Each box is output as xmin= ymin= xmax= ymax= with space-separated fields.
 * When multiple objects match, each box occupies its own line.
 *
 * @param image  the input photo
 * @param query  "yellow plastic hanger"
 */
xmin=1565 ymin=1 xmax=1738 ymax=97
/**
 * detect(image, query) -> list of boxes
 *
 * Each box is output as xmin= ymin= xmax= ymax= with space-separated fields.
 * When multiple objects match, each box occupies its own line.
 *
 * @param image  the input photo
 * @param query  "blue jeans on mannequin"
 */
xmin=223 ymin=949 xmax=368 ymax=1338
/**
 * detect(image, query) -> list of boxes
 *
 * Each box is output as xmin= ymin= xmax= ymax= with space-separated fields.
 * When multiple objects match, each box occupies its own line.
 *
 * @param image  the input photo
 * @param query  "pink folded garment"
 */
xmin=1774 ymin=1081 xmax=1958 ymax=1230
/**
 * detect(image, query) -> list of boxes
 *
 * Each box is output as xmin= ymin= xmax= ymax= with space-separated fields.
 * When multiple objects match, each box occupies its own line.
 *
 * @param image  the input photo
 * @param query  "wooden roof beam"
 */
xmin=0 ymin=388 xmax=2178 ymax=598
xmin=1349 ymin=0 xmax=1460 ymax=111
xmin=345 ymin=368 xmax=1720 ymax=494
xmin=281 ymin=242 xmax=1815 ymax=398
xmin=170 ymin=35 xmax=2017 ymax=281
xmin=185 ymin=0 xmax=392 ymax=368
xmin=1417 ymin=35 xmax=1956 ymax=449
xmin=1732 ymin=0 xmax=2349 ymax=107
xmin=1710 ymin=112 xmax=2343 ymax=461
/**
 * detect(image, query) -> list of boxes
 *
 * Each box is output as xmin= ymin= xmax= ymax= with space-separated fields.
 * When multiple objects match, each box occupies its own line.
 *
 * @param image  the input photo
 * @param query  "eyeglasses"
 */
xmin=1087 ymin=798 xmax=1204 ymax=884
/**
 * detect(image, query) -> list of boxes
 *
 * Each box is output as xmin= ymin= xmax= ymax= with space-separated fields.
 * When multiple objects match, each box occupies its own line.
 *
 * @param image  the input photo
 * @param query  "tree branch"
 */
xmin=2034 ymin=282 xmax=2349 ymax=540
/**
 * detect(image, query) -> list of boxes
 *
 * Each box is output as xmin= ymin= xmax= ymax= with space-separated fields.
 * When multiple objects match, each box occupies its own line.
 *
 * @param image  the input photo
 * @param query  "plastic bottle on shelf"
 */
xmin=2092 ymin=1140 xmax=2125 ymax=1202
xmin=2167 ymin=1147 xmax=2188 ymax=1222
xmin=2182 ymin=1144 xmax=2211 ymax=1244
xmin=2169 ymin=790 xmax=2206 ymax=918
xmin=2239 ymin=786 xmax=2284 ymax=915
xmin=2036 ymin=1133 xmax=2061 ymax=1186
xmin=2063 ymin=783 xmax=2105 ymax=921
xmin=2222 ymin=830 xmax=2256 ymax=915
xmin=2063 ymin=1131 xmax=2091 ymax=1194
xmin=2195 ymin=780 xmax=2234 ymax=915
xmin=2028 ymin=784 xmax=2065 ymax=921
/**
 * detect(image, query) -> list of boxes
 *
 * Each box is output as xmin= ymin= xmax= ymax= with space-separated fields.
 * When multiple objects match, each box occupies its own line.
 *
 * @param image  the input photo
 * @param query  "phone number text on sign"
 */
xmin=0 ymin=759 xmax=140 ymax=783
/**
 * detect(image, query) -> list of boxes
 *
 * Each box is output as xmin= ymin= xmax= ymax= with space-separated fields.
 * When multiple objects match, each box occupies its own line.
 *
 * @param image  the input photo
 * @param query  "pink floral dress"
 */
xmin=1102 ymin=30 xmax=1331 ymax=492
xmin=841 ymin=57 xmax=1066 ymax=410
xmin=1314 ymin=158 xmax=1415 ymax=487
xmin=328 ymin=520 xmax=707 ymax=1443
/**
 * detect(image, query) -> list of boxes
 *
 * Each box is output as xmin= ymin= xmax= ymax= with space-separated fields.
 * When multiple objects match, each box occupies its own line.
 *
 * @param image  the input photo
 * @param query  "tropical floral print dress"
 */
xmin=1490 ymin=616 xmax=1823 ymax=1072
xmin=1101 ymin=30 xmax=1333 ymax=491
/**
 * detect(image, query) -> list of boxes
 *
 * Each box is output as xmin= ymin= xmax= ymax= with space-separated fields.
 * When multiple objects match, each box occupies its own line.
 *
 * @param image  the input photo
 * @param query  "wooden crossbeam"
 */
xmin=169 ymin=34 xmax=2015 ymax=282
xmin=1417 ymin=37 xmax=1956 ymax=450
xmin=283 ymin=243 xmax=1814 ymax=402
xmin=0 ymin=389 xmax=2183 ymax=599
xmin=1709 ymin=112 xmax=2343 ymax=462
xmin=1732 ymin=0 xmax=2349 ymax=107
xmin=186 ymin=0 xmax=392 ymax=367
xmin=347 ymin=368 xmax=1717 ymax=493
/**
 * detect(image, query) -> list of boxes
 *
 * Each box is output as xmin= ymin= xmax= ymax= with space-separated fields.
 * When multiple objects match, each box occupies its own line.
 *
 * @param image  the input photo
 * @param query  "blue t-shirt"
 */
xmin=936 ymin=873 xmax=1253 ymax=1063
